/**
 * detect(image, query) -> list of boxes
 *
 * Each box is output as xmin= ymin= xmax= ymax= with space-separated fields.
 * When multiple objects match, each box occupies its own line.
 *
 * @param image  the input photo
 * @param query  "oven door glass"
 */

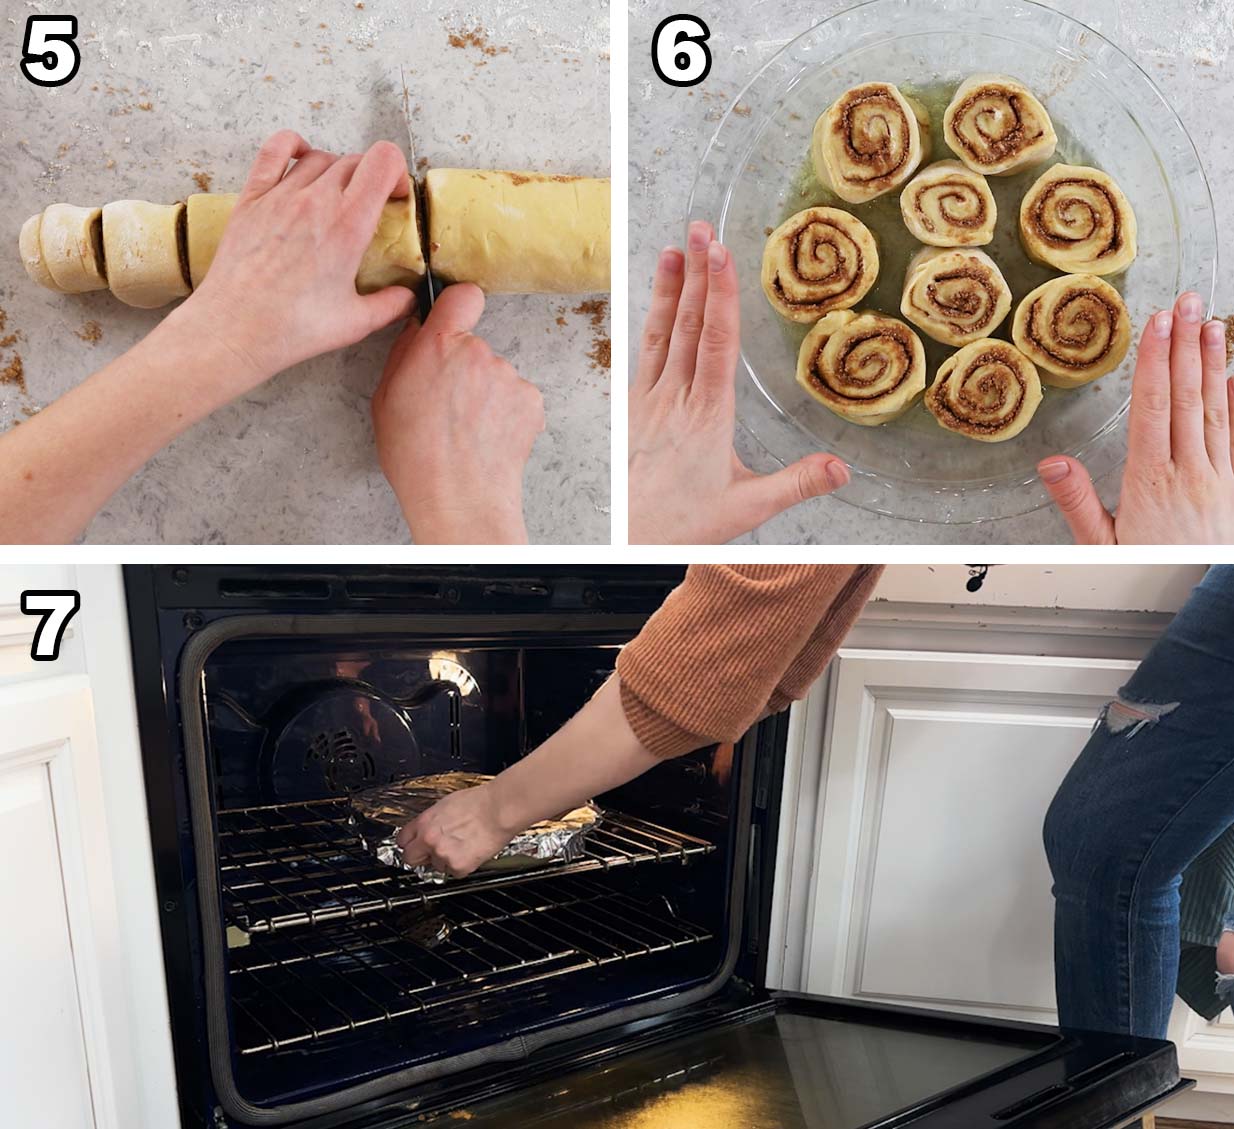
xmin=416 ymin=993 xmax=1187 ymax=1129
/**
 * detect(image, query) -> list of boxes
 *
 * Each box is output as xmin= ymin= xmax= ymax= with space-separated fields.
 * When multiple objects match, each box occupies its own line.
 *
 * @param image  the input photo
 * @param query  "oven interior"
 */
xmin=199 ymin=633 xmax=743 ymax=1115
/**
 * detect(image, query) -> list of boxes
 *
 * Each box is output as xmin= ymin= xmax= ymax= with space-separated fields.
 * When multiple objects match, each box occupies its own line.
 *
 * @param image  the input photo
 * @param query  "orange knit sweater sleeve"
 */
xmin=615 ymin=564 xmax=883 ymax=759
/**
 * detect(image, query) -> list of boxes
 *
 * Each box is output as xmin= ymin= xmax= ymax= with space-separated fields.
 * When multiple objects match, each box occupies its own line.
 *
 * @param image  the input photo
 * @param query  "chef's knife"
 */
xmin=398 ymin=65 xmax=435 ymax=310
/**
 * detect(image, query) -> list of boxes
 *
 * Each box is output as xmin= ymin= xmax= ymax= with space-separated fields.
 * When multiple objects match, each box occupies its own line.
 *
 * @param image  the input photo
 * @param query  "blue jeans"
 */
xmin=1044 ymin=565 xmax=1234 ymax=1038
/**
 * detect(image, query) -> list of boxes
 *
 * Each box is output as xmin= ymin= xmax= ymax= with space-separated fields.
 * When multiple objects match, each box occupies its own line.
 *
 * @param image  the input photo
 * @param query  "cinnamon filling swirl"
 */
xmin=900 ymin=160 xmax=996 ymax=247
xmin=761 ymin=207 xmax=879 ymax=323
xmin=926 ymin=339 xmax=1043 ymax=443
xmin=1019 ymin=164 xmax=1138 ymax=275
xmin=1011 ymin=274 xmax=1132 ymax=387
xmin=796 ymin=310 xmax=926 ymax=426
xmin=900 ymin=247 xmax=1012 ymax=347
xmin=943 ymin=75 xmax=1057 ymax=175
xmin=812 ymin=82 xmax=931 ymax=204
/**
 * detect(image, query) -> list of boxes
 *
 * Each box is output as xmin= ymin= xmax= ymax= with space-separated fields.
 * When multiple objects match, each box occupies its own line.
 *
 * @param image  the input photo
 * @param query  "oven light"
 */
xmin=428 ymin=655 xmax=479 ymax=696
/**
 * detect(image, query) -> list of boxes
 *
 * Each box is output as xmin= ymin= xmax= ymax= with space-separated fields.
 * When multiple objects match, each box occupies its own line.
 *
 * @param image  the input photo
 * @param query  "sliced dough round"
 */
xmin=900 ymin=246 xmax=1012 ymax=346
xmin=943 ymin=74 xmax=1057 ymax=175
xmin=761 ymin=207 xmax=879 ymax=323
xmin=926 ymin=338 xmax=1043 ymax=442
xmin=796 ymin=309 xmax=926 ymax=426
xmin=186 ymin=192 xmax=239 ymax=289
xmin=39 ymin=204 xmax=108 ymax=293
xmin=357 ymin=181 xmax=427 ymax=294
xmin=899 ymin=160 xmax=996 ymax=247
xmin=811 ymin=82 xmax=931 ymax=204
xmin=1019 ymin=163 xmax=1137 ymax=275
xmin=19 ymin=214 xmax=61 ymax=291
xmin=1011 ymin=274 xmax=1132 ymax=387
xmin=103 ymin=200 xmax=191 ymax=309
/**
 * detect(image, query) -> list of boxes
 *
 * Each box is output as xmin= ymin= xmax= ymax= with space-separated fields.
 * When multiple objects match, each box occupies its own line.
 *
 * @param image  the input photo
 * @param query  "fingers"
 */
xmin=358 ymin=285 xmax=416 ymax=337
xmin=634 ymin=247 xmax=685 ymax=390
xmin=1038 ymin=457 xmax=1116 ymax=544
xmin=691 ymin=241 xmax=741 ymax=400
xmin=279 ymin=149 xmax=339 ymax=190
xmin=318 ymin=153 xmax=365 ymax=193
xmin=342 ymin=140 xmax=410 ymax=230
xmin=423 ymin=282 xmax=486 ymax=336
xmin=734 ymin=454 xmax=849 ymax=532
xmin=1201 ymin=318 xmax=1231 ymax=472
xmin=242 ymin=130 xmax=310 ymax=198
xmin=1169 ymin=291 xmax=1207 ymax=465
xmin=384 ymin=312 xmax=423 ymax=373
xmin=1127 ymin=309 xmax=1174 ymax=469
xmin=659 ymin=220 xmax=713 ymax=386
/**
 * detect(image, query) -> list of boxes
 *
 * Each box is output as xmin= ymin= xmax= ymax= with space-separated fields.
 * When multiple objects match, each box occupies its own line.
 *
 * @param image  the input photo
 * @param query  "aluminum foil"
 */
xmin=349 ymin=771 xmax=601 ymax=883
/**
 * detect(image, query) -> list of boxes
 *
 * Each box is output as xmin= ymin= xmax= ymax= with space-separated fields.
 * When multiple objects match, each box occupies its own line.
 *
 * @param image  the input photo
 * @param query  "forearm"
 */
xmin=0 ymin=306 xmax=260 ymax=542
xmin=487 ymin=675 xmax=658 ymax=833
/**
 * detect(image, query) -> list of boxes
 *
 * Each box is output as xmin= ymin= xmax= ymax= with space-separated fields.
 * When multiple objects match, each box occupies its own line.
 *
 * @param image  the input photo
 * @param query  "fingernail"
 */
xmin=659 ymin=246 xmax=684 ymax=274
xmin=825 ymin=460 xmax=849 ymax=488
xmin=707 ymin=241 xmax=727 ymax=272
xmin=1152 ymin=311 xmax=1173 ymax=338
xmin=688 ymin=222 xmax=709 ymax=252
xmin=1180 ymin=293 xmax=1203 ymax=323
xmin=1202 ymin=319 xmax=1225 ymax=347
xmin=1039 ymin=459 xmax=1071 ymax=484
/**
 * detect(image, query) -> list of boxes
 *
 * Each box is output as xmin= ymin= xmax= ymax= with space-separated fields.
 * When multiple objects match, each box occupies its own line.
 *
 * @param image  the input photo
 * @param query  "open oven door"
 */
xmin=410 ymin=985 xmax=1192 ymax=1128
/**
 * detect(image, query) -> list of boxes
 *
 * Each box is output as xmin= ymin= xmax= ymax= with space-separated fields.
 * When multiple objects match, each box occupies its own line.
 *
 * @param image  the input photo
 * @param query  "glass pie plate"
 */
xmin=687 ymin=0 xmax=1216 ymax=524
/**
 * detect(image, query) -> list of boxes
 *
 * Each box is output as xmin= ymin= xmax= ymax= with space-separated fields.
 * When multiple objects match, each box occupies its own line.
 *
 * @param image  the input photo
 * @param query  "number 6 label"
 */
xmin=21 ymin=15 xmax=82 ymax=89
xmin=652 ymin=15 xmax=711 ymax=88
xmin=21 ymin=590 xmax=81 ymax=662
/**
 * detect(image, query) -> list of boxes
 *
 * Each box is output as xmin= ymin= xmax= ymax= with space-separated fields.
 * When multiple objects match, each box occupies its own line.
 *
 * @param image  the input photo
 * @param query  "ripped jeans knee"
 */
xmin=1099 ymin=689 xmax=1181 ymax=738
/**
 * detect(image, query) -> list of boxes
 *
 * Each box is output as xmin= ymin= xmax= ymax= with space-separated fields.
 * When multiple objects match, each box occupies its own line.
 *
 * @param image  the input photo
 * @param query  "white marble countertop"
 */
xmin=1 ymin=0 xmax=610 ymax=544
xmin=628 ymin=0 xmax=1234 ymax=544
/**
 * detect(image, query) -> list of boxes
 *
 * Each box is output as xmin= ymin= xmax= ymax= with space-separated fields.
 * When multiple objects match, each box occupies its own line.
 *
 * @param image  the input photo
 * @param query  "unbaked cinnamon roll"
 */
xmin=942 ymin=75 xmax=1057 ymax=175
xmin=926 ymin=338 xmax=1043 ymax=442
xmin=761 ymin=207 xmax=880 ymax=323
xmin=900 ymin=247 xmax=1012 ymax=346
xmin=900 ymin=161 xmax=997 ymax=247
xmin=796 ymin=309 xmax=926 ymax=426
xmin=1011 ymin=274 xmax=1132 ymax=386
xmin=1019 ymin=164 xmax=1137 ymax=275
xmin=811 ymin=82 xmax=931 ymax=204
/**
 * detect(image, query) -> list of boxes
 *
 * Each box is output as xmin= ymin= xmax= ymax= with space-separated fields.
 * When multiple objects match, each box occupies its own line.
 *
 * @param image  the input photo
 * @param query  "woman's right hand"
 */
xmin=1039 ymin=292 xmax=1234 ymax=544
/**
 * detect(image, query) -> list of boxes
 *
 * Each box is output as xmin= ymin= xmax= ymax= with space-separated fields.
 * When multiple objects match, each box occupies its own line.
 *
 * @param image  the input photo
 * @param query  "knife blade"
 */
xmin=398 ymin=65 xmax=435 ymax=310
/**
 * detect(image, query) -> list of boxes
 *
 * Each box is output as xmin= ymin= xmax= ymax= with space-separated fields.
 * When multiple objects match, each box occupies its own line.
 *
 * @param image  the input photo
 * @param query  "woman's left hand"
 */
xmin=395 ymin=782 xmax=517 ymax=878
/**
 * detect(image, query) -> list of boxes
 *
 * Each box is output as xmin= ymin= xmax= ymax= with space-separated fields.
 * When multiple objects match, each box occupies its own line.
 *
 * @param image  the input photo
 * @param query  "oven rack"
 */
xmin=228 ymin=874 xmax=714 ymax=1056
xmin=217 ymin=797 xmax=715 ymax=934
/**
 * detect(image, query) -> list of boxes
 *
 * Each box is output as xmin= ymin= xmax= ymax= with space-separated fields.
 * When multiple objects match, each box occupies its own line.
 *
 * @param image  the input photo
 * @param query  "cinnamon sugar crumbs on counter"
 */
xmin=193 ymin=171 xmax=212 ymax=192
xmin=0 ymin=334 xmax=18 ymax=350
xmin=555 ymin=316 xmax=567 ymax=327
xmin=75 ymin=321 xmax=103 ymax=345
xmin=587 ymin=337 xmax=611 ymax=370
xmin=309 ymin=101 xmax=325 ymax=111
xmin=137 ymin=102 xmax=153 ymax=111
xmin=0 ymin=309 xmax=8 ymax=334
xmin=1 ymin=355 xmax=26 ymax=396
xmin=446 ymin=26 xmax=510 ymax=57
xmin=573 ymin=298 xmax=608 ymax=329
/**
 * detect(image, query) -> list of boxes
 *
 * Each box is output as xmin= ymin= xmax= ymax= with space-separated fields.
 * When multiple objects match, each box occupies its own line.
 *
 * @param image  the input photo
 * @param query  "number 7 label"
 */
xmin=20 ymin=590 xmax=81 ymax=661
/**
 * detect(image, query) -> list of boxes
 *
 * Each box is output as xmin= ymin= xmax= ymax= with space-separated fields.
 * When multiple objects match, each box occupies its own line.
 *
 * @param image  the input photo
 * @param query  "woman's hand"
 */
xmin=629 ymin=220 xmax=851 ymax=544
xmin=173 ymin=129 xmax=415 ymax=396
xmin=395 ymin=781 xmax=517 ymax=879
xmin=371 ymin=283 xmax=545 ymax=544
xmin=1040 ymin=291 xmax=1234 ymax=543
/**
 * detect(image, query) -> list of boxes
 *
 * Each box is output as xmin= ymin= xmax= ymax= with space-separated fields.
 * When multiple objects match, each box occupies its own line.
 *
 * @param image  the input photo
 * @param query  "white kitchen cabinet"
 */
xmin=0 ymin=566 xmax=177 ymax=1129
xmin=768 ymin=572 xmax=1234 ymax=1115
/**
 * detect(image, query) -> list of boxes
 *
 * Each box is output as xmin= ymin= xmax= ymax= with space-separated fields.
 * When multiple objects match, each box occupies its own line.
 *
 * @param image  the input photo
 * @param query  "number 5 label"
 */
xmin=21 ymin=15 xmax=82 ymax=89
xmin=21 ymin=590 xmax=81 ymax=662
xmin=652 ymin=15 xmax=712 ymax=88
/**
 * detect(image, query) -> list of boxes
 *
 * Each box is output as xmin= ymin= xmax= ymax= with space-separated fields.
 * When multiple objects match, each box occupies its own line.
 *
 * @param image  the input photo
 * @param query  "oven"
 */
xmin=124 ymin=564 xmax=1192 ymax=1129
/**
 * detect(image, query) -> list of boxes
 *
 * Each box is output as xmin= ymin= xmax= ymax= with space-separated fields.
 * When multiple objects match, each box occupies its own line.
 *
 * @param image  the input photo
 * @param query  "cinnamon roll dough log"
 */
xmin=899 ymin=160 xmax=996 ymax=247
xmin=926 ymin=338 xmax=1043 ymax=442
xmin=35 ymin=204 xmax=109 ymax=293
xmin=425 ymin=169 xmax=610 ymax=293
xmin=812 ymin=82 xmax=931 ymax=204
xmin=102 ymin=200 xmax=191 ymax=309
xmin=186 ymin=182 xmax=426 ymax=293
xmin=943 ymin=75 xmax=1057 ymax=176
xmin=1011 ymin=274 xmax=1132 ymax=386
xmin=1019 ymin=164 xmax=1137 ymax=276
xmin=900 ymin=246 xmax=1012 ymax=346
xmin=19 ymin=214 xmax=61 ymax=292
xmin=761 ymin=207 xmax=879 ymax=323
xmin=796 ymin=309 xmax=926 ymax=426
